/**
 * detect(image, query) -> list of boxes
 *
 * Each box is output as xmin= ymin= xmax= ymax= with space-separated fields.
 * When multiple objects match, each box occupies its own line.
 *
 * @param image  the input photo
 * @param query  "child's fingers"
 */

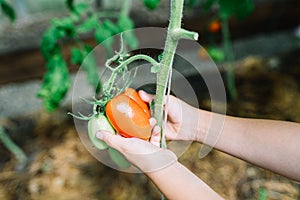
xmin=138 ymin=90 xmax=155 ymax=103
xmin=149 ymin=117 xmax=157 ymax=128
xmin=150 ymin=125 xmax=161 ymax=147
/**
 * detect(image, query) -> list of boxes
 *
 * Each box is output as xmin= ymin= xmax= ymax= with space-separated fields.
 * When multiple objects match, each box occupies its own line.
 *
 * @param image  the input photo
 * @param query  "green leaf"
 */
xmin=82 ymin=45 xmax=101 ymax=94
xmin=158 ymin=53 xmax=163 ymax=62
xmin=73 ymin=2 xmax=89 ymax=15
xmin=207 ymin=46 xmax=225 ymax=62
xmin=65 ymin=0 xmax=74 ymax=11
xmin=40 ymin=27 xmax=65 ymax=60
xmin=37 ymin=54 xmax=70 ymax=111
xmin=71 ymin=47 xmax=84 ymax=65
xmin=51 ymin=17 xmax=76 ymax=37
xmin=103 ymin=19 xmax=119 ymax=35
xmin=77 ymin=15 xmax=98 ymax=33
xmin=204 ymin=0 xmax=254 ymax=20
xmin=94 ymin=24 xmax=114 ymax=54
xmin=143 ymin=0 xmax=160 ymax=10
xmin=1 ymin=0 xmax=16 ymax=22
xmin=70 ymin=46 xmax=101 ymax=93
xmin=108 ymin=147 xmax=131 ymax=169
xmin=117 ymin=16 xmax=138 ymax=49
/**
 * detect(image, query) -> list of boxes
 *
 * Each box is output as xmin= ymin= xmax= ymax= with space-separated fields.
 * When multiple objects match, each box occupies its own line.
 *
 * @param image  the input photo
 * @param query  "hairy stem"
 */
xmin=120 ymin=0 xmax=131 ymax=17
xmin=154 ymin=0 xmax=198 ymax=148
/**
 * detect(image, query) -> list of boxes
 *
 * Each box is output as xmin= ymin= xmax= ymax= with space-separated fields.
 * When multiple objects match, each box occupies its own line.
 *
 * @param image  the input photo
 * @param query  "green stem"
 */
xmin=103 ymin=54 xmax=160 ymax=103
xmin=221 ymin=18 xmax=237 ymax=100
xmin=0 ymin=126 xmax=27 ymax=168
xmin=154 ymin=0 xmax=198 ymax=148
xmin=120 ymin=0 xmax=131 ymax=17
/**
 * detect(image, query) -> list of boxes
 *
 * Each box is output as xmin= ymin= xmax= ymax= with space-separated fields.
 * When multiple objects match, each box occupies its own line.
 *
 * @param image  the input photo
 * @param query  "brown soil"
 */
xmin=0 ymin=53 xmax=299 ymax=200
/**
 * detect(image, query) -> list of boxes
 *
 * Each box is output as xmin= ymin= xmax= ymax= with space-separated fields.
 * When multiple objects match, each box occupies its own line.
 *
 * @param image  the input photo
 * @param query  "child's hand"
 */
xmin=95 ymin=118 xmax=177 ymax=173
xmin=138 ymin=90 xmax=200 ymax=142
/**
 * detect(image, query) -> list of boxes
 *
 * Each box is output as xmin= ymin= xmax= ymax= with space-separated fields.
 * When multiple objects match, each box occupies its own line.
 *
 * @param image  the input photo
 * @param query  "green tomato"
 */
xmin=88 ymin=114 xmax=131 ymax=169
xmin=88 ymin=114 xmax=115 ymax=150
xmin=108 ymin=148 xmax=131 ymax=169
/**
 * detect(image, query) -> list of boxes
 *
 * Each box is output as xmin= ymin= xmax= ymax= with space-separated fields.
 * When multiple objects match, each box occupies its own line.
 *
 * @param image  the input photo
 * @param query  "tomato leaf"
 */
xmin=143 ymin=0 xmax=160 ymax=10
xmin=77 ymin=15 xmax=98 ymax=33
xmin=37 ymin=55 xmax=70 ymax=111
xmin=94 ymin=24 xmax=114 ymax=54
xmin=1 ymin=0 xmax=16 ymax=22
xmin=51 ymin=18 xmax=76 ymax=37
xmin=75 ymin=3 xmax=89 ymax=14
xmin=65 ymin=0 xmax=74 ymax=11
xmin=108 ymin=147 xmax=131 ymax=169
xmin=71 ymin=47 xmax=84 ymax=65
xmin=204 ymin=0 xmax=254 ymax=20
xmin=82 ymin=45 xmax=101 ymax=94
xmin=207 ymin=46 xmax=225 ymax=62
xmin=103 ymin=19 xmax=120 ymax=35
xmin=40 ymin=27 xmax=65 ymax=61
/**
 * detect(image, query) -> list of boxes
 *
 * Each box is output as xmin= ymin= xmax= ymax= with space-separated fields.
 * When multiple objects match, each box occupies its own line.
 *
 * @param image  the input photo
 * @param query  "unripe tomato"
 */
xmin=106 ymin=88 xmax=151 ymax=140
xmin=88 ymin=114 xmax=115 ymax=150
xmin=208 ymin=20 xmax=221 ymax=33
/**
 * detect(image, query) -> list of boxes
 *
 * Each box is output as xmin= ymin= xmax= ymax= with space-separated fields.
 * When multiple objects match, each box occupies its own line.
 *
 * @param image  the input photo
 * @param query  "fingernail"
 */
xmin=153 ymin=126 xmax=161 ymax=133
xmin=149 ymin=118 xmax=156 ymax=126
xmin=96 ymin=131 xmax=104 ymax=140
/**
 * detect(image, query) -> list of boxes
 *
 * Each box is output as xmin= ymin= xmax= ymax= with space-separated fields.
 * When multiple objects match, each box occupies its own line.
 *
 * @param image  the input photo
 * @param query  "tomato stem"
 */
xmin=0 ymin=126 xmax=27 ymax=169
xmin=221 ymin=18 xmax=237 ymax=100
xmin=154 ymin=0 xmax=198 ymax=148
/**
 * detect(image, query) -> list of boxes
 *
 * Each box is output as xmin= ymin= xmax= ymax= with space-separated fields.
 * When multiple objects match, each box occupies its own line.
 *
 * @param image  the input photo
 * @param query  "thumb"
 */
xmin=96 ymin=130 xmax=124 ymax=151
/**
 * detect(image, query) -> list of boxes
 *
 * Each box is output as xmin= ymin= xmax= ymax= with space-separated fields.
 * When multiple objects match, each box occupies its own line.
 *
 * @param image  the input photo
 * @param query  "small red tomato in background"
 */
xmin=208 ymin=20 xmax=221 ymax=33
xmin=106 ymin=88 xmax=151 ymax=140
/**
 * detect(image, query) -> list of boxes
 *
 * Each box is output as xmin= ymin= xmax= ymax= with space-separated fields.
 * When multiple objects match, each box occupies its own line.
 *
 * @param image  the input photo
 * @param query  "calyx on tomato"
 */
xmin=105 ymin=88 xmax=151 ymax=140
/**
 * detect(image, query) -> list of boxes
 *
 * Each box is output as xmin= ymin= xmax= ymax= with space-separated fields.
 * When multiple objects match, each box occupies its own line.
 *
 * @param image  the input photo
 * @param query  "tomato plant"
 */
xmin=106 ymin=88 xmax=151 ymax=140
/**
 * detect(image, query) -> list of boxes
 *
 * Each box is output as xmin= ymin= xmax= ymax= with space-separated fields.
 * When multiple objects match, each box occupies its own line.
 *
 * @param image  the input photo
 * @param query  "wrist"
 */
xmin=195 ymin=109 xmax=212 ymax=143
xmin=133 ymin=148 xmax=178 ymax=173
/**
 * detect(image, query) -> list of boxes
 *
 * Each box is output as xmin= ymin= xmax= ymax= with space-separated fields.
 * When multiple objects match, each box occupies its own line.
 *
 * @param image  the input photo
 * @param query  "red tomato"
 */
xmin=208 ymin=20 xmax=221 ymax=33
xmin=105 ymin=88 xmax=151 ymax=140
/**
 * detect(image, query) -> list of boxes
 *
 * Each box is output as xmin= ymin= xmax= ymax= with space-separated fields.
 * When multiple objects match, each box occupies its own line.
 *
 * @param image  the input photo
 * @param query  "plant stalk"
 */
xmin=155 ymin=0 xmax=197 ymax=148
xmin=221 ymin=18 xmax=237 ymax=100
xmin=0 ymin=126 xmax=27 ymax=168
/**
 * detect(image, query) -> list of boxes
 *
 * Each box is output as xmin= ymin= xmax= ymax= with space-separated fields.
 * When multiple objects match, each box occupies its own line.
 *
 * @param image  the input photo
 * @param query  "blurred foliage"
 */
xmin=37 ymin=0 xmax=255 ymax=110
xmin=144 ymin=0 xmax=161 ymax=10
xmin=204 ymin=0 xmax=254 ymax=20
xmin=203 ymin=0 xmax=254 ymax=100
xmin=0 ymin=0 xmax=16 ymax=21
xmin=38 ymin=0 xmax=138 ymax=111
